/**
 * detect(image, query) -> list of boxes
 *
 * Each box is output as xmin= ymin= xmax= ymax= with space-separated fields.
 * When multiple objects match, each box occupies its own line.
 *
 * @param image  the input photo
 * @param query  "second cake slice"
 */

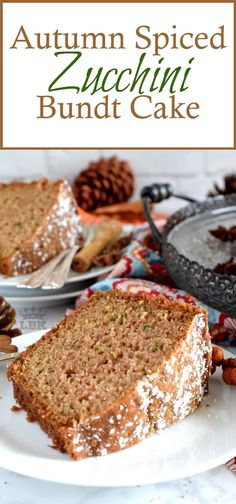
xmin=0 ymin=178 xmax=82 ymax=275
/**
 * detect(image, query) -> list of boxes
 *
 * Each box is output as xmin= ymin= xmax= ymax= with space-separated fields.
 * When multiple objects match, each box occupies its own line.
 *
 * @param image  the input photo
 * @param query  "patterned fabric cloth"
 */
xmin=75 ymin=222 xmax=236 ymax=473
xmin=225 ymin=458 xmax=236 ymax=474
xmin=76 ymin=225 xmax=236 ymax=350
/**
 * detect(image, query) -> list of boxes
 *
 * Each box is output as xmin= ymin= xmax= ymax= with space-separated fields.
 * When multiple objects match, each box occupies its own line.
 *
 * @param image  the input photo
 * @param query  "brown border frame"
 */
xmin=0 ymin=0 xmax=235 ymax=150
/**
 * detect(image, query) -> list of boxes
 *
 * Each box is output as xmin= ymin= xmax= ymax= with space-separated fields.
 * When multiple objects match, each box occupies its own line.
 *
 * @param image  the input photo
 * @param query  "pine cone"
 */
xmin=0 ymin=297 xmax=21 ymax=353
xmin=73 ymin=157 xmax=134 ymax=211
xmin=208 ymin=174 xmax=236 ymax=197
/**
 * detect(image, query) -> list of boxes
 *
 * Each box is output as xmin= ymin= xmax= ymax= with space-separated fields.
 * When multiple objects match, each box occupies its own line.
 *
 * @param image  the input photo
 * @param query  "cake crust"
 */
xmin=8 ymin=292 xmax=211 ymax=459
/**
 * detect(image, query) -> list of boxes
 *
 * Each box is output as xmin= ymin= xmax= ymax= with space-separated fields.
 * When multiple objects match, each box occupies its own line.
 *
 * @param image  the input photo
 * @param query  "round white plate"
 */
xmin=1 ymin=278 xmax=93 ymax=298
xmin=4 ymin=290 xmax=84 ymax=307
xmin=1 ymin=331 xmax=236 ymax=487
xmin=0 ymin=264 xmax=113 ymax=289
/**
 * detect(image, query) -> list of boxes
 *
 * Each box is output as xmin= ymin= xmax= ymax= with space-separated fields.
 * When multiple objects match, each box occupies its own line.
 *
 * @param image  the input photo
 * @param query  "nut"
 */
xmin=0 ymin=343 xmax=18 ymax=353
xmin=212 ymin=346 xmax=224 ymax=366
xmin=222 ymin=358 xmax=236 ymax=369
xmin=0 ymin=335 xmax=11 ymax=345
xmin=211 ymin=363 xmax=217 ymax=375
xmin=222 ymin=367 xmax=236 ymax=386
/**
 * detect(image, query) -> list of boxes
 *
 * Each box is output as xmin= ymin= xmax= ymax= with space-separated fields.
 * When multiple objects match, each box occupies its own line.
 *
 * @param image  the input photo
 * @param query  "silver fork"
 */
xmin=18 ymin=249 xmax=69 ymax=289
xmin=0 ymin=352 xmax=19 ymax=362
xmin=41 ymin=225 xmax=97 ymax=289
xmin=17 ymin=224 xmax=97 ymax=290
xmin=42 ymin=246 xmax=79 ymax=289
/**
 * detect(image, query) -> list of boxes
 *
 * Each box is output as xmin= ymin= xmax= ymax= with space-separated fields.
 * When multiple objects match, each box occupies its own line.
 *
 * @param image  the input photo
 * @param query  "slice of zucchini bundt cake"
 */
xmin=8 ymin=291 xmax=211 ymax=459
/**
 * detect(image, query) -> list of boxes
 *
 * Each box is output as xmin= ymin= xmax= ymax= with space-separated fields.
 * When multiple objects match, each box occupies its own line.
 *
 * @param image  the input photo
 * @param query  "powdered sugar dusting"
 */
xmin=67 ymin=313 xmax=211 ymax=459
xmin=127 ymin=315 xmax=208 ymax=433
xmin=10 ymin=180 xmax=82 ymax=275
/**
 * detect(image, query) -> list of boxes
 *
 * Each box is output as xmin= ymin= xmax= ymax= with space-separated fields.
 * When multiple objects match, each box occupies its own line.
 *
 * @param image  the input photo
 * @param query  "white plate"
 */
xmin=4 ymin=290 xmax=83 ymax=307
xmin=0 ymin=264 xmax=113 ymax=288
xmin=1 ymin=331 xmax=236 ymax=487
xmin=1 ymin=278 xmax=93 ymax=298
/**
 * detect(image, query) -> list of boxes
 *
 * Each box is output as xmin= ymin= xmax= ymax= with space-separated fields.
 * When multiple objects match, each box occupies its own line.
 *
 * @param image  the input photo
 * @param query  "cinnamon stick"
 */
xmin=94 ymin=201 xmax=149 ymax=216
xmin=72 ymin=220 xmax=122 ymax=273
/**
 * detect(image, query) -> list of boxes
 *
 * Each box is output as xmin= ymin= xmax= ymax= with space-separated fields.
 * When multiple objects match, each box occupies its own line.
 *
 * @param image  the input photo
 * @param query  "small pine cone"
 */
xmin=73 ymin=157 xmax=135 ymax=211
xmin=0 ymin=297 xmax=21 ymax=353
xmin=0 ymin=297 xmax=16 ymax=332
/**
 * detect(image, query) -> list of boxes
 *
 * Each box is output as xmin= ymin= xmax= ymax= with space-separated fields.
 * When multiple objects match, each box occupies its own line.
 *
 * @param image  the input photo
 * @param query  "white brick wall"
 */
xmin=0 ymin=150 xmax=235 ymax=212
